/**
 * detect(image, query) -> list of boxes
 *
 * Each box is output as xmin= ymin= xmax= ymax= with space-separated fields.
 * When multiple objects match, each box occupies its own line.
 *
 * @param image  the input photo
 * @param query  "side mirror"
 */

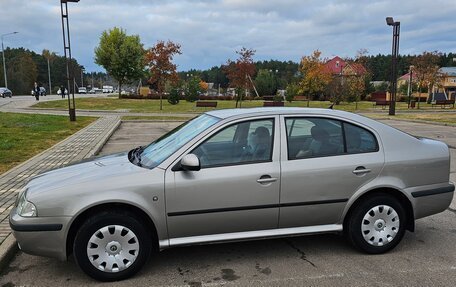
xmin=180 ymin=154 xmax=201 ymax=171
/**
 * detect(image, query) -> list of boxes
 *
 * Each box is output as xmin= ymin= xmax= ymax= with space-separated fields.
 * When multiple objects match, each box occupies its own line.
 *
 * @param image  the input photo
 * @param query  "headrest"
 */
xmin=253 ymin=126 xmax=270 ymax=139
xmin=311 ymin=126 xmax=329 ymax=142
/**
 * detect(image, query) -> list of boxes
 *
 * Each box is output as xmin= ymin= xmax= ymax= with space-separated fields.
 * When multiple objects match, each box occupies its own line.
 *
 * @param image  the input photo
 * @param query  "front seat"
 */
xmin=250 ymin=126 xmax=271 ymax=161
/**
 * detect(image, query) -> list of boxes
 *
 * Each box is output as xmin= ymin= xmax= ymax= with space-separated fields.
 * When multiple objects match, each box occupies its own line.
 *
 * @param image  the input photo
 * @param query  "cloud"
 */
xmin=1 ymin=0 xmax=455 ymax=72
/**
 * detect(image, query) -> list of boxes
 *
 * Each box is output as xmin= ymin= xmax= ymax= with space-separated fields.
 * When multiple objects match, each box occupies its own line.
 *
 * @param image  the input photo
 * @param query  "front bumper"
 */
xmin=9 ymin=207 xmax=72 ymax=261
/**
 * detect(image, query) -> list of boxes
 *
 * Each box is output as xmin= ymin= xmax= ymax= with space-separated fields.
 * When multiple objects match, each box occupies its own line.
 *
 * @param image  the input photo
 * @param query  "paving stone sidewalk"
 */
xmin=0 ymin=116 xmax=120 ymax=245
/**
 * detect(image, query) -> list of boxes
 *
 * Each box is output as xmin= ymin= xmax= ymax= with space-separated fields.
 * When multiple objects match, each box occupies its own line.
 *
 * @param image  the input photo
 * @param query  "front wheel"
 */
xmin=73 ymin=211 xmax=151 ymax=281
xmin=346 ymin=194 xmax=406 ymax=254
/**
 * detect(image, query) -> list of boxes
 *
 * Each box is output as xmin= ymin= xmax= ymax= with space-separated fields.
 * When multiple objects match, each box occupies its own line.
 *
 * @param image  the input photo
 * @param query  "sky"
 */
xmin=1 ymin=0 xmax=455 ymax=72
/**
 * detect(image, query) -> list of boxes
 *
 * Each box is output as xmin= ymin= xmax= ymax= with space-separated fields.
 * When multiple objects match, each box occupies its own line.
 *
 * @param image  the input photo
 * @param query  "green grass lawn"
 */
xmin=0 ymin=113 xmax=96 ymax=174
xmin=33 ymin=98 xmax=421 ymax=113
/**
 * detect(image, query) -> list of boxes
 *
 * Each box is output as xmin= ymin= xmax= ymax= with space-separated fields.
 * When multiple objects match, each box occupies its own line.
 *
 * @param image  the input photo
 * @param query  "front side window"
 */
xmin=193 ymin=119 xmax=274 ymax=168
xmin=140 ymin=114 xmax=220 ymax=168
xmin=286 ymin=118 xmax=344 ymax=160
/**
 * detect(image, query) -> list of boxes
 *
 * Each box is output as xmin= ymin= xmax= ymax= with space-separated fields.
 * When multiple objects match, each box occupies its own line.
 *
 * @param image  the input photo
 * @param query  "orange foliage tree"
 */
xmin=145 ymin=40 xmax=182 ymax=110
xmin=412 ymin=51 xmax=444 ymax=107
xmin=199 ymin=80 xmax=209 ymax=91
xmin=223 ymin=47 xmax=256 ymax=107
xmin=299 ymin=50 xmax=332 ymax=106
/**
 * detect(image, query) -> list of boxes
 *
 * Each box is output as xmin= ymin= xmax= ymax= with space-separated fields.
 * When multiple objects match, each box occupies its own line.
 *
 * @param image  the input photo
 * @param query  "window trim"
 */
xmin=284 ymin=116 xmax=380 ymax=161
xmin=189 ymin=118 xmax=276 ymax=169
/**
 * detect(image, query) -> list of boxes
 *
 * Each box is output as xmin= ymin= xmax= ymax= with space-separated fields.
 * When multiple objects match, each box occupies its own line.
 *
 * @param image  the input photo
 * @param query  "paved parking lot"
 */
xmin=1 ymin=119 xmax=455 ymax=286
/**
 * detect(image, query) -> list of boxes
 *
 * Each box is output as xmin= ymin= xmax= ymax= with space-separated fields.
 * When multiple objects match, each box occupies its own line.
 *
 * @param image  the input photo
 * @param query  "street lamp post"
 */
xmin=386 ymin=17 xmax=400 ymax=116
xmin=47 ymin=57 xmax=52 ymax=95
xmin=407 ymin=65 xmax=414 ymax=108
xmin=60 ymin=0 xmax=80 ymax=121
xmin=1 ymin=32 xmax=18 ymax=88
xmin=81 ymin=66 xmax=85 ymax=87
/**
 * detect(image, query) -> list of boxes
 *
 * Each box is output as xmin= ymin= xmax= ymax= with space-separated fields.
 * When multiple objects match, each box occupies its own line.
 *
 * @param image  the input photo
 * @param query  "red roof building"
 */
xmin=324 ymin=56 xmax=347 ymax=75
xmin=343 ymin=63 xmax=368 ymax=76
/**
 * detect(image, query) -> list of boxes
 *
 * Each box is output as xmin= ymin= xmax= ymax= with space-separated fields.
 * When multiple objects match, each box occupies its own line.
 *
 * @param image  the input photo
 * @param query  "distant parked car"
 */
xmin=102 ymin=85 xmax=114 ymax=93
xmin=88 ymin=88 xmax=102 ymax=94
xmin=78 ymin=87 xmax=87 ymax=94
xmin=0 ymin=87 xmax=12 ymax=98
xmin=9 ymin=108 xmax=454 ymax=281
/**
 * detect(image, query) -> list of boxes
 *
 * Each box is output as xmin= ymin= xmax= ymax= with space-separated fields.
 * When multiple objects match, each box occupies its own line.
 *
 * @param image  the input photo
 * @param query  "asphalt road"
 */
xmin=1 ymin=119 xmax=455 ymax=287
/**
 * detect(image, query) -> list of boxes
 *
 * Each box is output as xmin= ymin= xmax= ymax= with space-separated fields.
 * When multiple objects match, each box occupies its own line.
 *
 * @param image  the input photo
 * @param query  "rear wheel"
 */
xmin=346 ymin=194 xmax=406 ymax=254
xmin=73 ymin=211 xmax=151 ymax=281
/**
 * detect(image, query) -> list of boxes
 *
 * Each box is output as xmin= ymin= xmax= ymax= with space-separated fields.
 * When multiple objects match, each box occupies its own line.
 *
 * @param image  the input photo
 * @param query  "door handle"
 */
xmin=256 ymin=175 xmax=278 ymax=184
xmin=352 ymin=166 xmax=371 ymax=175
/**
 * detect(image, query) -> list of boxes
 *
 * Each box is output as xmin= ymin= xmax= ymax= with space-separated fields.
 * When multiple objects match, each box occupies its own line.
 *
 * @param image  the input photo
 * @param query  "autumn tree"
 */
xmin=199 ymin=80 xmax=209 ymax=92
xmin=145 ymin=40 xmax=182 ymax=110
xmin=223 ymin=47 xmax=256 ymax=107
xmin=412 ymin=51 xmax=443 ymax=108
xmin=299 ymin=50 xmax=332 ymax=106
xmin=95 ymin=27 xmax=145 ymax=98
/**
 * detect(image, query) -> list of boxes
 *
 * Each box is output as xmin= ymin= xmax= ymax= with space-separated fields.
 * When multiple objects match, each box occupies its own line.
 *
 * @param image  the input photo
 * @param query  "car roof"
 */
xmin=206 ymin=107 xmax=352 ymax=119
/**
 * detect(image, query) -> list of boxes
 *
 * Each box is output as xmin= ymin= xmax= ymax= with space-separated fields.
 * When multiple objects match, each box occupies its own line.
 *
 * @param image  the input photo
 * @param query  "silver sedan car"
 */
xmin=10 ymin=108 xmax=454 ymax=281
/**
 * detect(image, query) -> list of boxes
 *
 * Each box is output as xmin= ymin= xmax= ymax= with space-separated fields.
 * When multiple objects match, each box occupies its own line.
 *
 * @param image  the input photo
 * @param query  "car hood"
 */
xmin=26 ymin=152 xmax=144 ymax=196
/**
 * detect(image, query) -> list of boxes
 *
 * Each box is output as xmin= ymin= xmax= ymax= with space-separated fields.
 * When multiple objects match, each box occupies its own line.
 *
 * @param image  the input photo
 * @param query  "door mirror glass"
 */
xmin=180 ymin=154 xmax=201 ymax=171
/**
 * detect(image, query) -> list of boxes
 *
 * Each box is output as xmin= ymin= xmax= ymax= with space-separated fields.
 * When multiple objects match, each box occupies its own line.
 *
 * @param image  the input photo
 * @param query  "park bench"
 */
xmin=263 ymin=101 xmax=284 ymax=107
xmin=431 ymin=99 xmax=455 ymax=109
xmin=294 ymin=96 xmax=307 ymax=101
xmin=195 ymin=101 xmax=217 ymax=108
xmin=372 ymin=100 xmax=390 ymax=109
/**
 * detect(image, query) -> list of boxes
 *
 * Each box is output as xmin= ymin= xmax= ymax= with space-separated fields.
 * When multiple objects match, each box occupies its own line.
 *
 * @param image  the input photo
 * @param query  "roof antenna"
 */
xmin=328 ymin=103 xmax=334 ymax=109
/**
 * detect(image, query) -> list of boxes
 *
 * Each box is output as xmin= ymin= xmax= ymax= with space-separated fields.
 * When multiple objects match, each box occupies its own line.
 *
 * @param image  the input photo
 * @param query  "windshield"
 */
xmin=139 ymin=114 xmax=220 ymax=168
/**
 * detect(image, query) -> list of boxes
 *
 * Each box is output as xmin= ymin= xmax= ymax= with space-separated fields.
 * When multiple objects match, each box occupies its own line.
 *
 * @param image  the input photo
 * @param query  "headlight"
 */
xmin=16 ymin=188 xmax=37 ymax=217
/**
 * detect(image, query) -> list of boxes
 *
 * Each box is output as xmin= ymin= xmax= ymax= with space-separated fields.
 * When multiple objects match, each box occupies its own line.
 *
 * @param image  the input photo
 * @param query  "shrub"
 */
xmin=168 ymin=88 xmax=180 ymax=105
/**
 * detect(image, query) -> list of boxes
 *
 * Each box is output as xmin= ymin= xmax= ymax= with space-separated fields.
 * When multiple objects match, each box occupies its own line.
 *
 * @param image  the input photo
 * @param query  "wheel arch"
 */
xmin=343 ymin=187 xmax=415 ymax=232
xmin=65 ymin=202 xmax=159 ymax=258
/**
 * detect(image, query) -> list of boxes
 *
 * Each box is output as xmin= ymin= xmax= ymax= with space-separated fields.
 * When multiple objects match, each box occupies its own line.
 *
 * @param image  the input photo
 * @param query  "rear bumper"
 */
xmin=408 ymin=182 xmax=454 ymax=219
xmin=9 ymin=207 xmax=71 ymax=261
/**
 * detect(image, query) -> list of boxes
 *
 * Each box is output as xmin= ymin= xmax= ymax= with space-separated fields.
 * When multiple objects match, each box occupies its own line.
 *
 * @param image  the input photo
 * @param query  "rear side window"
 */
xmin=285 ymin=118 xmax=344 ymax=160
xmin=343 ymin=122 xmax=378 ymax=154
xmin=285 ymin=117 xmax=378 ymax=160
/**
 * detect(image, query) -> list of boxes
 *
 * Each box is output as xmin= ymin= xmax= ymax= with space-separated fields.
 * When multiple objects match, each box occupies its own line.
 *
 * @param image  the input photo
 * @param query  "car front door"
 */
xmin=279 ymin=116 xmax=384 ymax=228
xmin=165 ymin=116 xmax=281 ymax=241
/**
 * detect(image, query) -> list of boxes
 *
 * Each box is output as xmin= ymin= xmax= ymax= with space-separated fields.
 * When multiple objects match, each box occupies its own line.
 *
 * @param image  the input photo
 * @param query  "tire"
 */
xmin=346 ymin=194 xmax=406 ymax=254
xmin=73 ymin=211 xmax=152 ymax=281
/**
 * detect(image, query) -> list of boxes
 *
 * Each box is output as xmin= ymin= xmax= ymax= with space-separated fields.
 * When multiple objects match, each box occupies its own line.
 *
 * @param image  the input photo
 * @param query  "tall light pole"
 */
xmin=60 ymin=0 xmax=79 ymax=121
xmin=80 ymin=66 xmax=85 ymax=87
xmin=1 ymin=32 xmax=18 ymax=88
xmin=386 ymin=17 xmax=400 ymax=116
xmin=407 ymin=65 xmax=414 ymax=108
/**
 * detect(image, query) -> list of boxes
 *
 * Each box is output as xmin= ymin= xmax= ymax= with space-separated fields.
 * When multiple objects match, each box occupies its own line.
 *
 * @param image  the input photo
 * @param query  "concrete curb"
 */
xmin=89 ymin=117 xmax=121 ymax=157
xmin=0 ymin=234 xmax=18 ymax=273
xmin=0 ymin=117 xmax=121 ymax=273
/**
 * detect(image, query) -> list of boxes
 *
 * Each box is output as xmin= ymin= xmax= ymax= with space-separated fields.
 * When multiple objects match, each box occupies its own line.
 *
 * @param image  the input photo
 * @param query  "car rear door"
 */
xmin=279 ymin=116 xmax=384 ymax=228
xmin=164 ymin=116 xmax=281 ymax=240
